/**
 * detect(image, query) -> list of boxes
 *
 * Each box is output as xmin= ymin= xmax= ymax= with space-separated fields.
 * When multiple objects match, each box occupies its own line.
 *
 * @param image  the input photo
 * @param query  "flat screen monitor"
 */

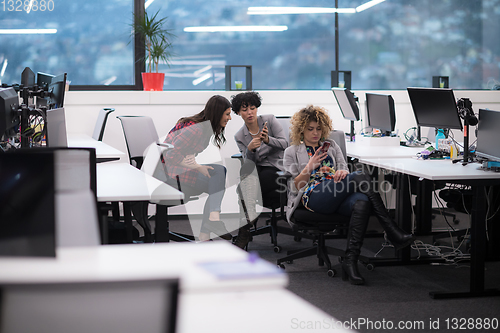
xmin=0 ymin=87 xmax=20 ymax=139
xmin=36 ymin=72 xmax=55 ymax=108
xmin=47 ymin=73 xmax=67 ymax=108
xmin=331 ymin=87 xmax=360 ymax=121
xmin=36 ymin=72 xmax=54 ymax=90
xmin=46 ymin=107 xmax=68 ymax=147
xmin=365 ymin=93 xmax=396 ymax=134
xmin=475 ymin=109 xmax=500 ymax=162
xmin=0 ymin=278 xmax=179 ymax=333
xmin=0 ymin=151 xmax=56 ymax=257
xmin=407 ymin=87 xmax=463 ymax=130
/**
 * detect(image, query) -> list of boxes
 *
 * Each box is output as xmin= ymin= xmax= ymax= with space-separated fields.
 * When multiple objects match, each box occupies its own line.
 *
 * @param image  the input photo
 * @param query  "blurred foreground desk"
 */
xmin=67 ymin=133 xmax=127 ymax=163
xmin=97 ymin=162 xmax=184 ymax=243
xmin=0 ymin=242 xmax=352 ymax=333
xmin=360 ymin=157 xmax=500 ymax=299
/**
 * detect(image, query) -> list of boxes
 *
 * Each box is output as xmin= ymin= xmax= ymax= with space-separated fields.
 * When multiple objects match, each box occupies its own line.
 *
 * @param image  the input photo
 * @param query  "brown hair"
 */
xmin=289 ymin=105 xmax=332 ymax=146
xmin=178 ymin=95 xmax=231 ymax=148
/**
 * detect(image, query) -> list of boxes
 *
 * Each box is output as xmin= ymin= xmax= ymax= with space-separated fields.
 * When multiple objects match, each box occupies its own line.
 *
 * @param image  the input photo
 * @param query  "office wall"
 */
xmin=64 ymin=90 xmax=500 ymax=215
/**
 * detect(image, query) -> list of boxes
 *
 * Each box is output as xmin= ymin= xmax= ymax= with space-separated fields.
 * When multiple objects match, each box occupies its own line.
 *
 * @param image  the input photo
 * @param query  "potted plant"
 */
xmin=131 ymin=9 xmax=175 ymax=91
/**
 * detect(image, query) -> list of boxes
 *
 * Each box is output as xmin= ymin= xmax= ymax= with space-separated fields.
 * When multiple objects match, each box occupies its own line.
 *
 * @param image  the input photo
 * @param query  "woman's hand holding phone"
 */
xmin=260 ymin=121 xmax=269 ymax=143
xmin=306 ymin=147 xmax=328 ymax=173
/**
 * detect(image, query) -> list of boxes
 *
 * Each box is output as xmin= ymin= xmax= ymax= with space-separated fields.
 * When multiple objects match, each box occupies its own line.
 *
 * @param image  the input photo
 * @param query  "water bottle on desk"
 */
xmin=435 ymin=129 xmax=445 ymax=150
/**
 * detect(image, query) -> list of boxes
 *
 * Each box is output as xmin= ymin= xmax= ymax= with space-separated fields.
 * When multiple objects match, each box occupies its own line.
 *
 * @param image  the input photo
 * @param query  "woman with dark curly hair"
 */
xmin=163 ymin=95 xmax=232 ymax=241
xmin=231 ymin=91 xmax=288 ymax=248
xmin=283 ymin=105 xmax=414 ymax=284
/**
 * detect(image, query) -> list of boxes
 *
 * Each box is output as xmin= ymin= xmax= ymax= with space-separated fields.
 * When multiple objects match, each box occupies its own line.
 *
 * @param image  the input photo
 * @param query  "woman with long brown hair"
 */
xmin=163 ymin=95 xmax=232 ymax=241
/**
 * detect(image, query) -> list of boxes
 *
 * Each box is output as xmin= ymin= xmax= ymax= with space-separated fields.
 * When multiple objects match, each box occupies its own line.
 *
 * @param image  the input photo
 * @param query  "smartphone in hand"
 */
xmin=263 ymin=121 xmax=268 ymax=129
xmin=321 ymin=141 xmax=331 ymax=153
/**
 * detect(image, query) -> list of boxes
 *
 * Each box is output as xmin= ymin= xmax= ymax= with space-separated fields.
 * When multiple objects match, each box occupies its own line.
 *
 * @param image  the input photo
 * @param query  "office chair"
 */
xmin=117 ymin=115 xmax=195 ymax=243
xmin=29 ymin=147 xmax=102 ymax=247
xmin=232 ymin=115 xmax=308 ymax=252
xmin=140 ymin=141 xmax=195 ymax=242
xmin=277 ymin=130 xmax=371 ymax=277
xmin=92 ymin=108 xmax=115 ymax=141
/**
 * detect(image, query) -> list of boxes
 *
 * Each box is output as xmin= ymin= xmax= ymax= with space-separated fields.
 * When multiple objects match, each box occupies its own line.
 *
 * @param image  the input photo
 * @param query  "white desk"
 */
xmin=345 ymin=141 xmax=423 ymax=159
xmin=179 ymin=289 xmax=354 ymax=333
xmin=97 ymin=162 xmax=184 ymax=243
xmin=359 ymin=157 xmax=500 ymax=299
xmin=67 ymin=133 xmax=127 ymax=163
xmin=0 ymin=243 xmax=350 ymax=333
xmin=359 ymin=157 xmax=500 ymax=181
xmin=0 ymin=242 xmax=285 ymax=291
xmin=97 ymin=162 xmax=183 ymax=203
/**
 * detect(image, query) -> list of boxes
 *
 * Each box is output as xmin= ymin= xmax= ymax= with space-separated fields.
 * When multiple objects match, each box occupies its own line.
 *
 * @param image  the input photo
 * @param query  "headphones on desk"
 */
xmin=457 ymin=98 xmax=478 ymax=126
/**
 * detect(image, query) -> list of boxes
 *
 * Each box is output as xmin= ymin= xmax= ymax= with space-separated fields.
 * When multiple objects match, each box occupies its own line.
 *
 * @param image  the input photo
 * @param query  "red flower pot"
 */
xmin=142 ymin=72 xmax=165 ymax=91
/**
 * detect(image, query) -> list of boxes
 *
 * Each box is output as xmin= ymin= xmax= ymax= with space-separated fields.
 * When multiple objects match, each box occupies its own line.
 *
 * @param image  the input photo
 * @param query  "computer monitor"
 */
xmin=331 ymin=87 xmax=360 ymax=121
xmin=46 ymin=107 xmax=68 ymax=147
xmin=407 ymin=87 xmax=463 ymax=130
xmin=475 ymin=109 xmax=500 ymax=162
xmin=365 ymin=93 xmax=396 ymax=135
xmin=0 ymin=278 xmax=179 ymax=333
xmin=0 ymin=87 xmax=20 ymax=139
xmin=0 ymin=151 xmax=56 ymax=257
xmin=331 ymin=87 xmax=359 ymax=141
xmin=36 ymin=72 xmax=55 ymax=108
xmin=47 ymin=73 xmax=67 ymax=108
xmin=36 ymin=72 xmax=54 ymax=90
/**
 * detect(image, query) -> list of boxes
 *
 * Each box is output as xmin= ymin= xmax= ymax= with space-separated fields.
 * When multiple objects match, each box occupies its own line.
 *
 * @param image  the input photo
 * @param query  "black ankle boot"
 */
xmin=352 ymin=172 xmax=415 ymax=250
xmin=342 ymin=200 xmax=371 ymax=285
xmin=233 ymin=224 xmax=252 ymax=249
xmin=342 ymin=255 xmax=364 ymax=285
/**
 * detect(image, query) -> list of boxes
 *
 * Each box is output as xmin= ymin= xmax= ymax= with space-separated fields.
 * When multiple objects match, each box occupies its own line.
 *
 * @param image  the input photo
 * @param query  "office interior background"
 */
xmin=1 ymin=0 xmax=499 ymax=90
xmin=1 ymin=1 xmax=500 ymax=331
xmin=2 ymin=0 xmax=499 ymax=216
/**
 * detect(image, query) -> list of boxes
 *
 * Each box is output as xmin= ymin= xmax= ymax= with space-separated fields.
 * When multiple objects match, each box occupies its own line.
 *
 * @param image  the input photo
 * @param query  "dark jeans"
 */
xmin=306 ymin=171 xmax=369 ymax=216
xmin=182 ymin=164 xmax=227 ymax=230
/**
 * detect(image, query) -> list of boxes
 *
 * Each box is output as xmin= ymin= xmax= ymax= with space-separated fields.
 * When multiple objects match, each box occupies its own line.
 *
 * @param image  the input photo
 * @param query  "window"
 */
xmin=339 ymin=0 xmax=500 ymax=89
xmin=0 ymin=0 xmax=134 ymax=88
xmin=1 ymin=0 xmax=498 ymax=90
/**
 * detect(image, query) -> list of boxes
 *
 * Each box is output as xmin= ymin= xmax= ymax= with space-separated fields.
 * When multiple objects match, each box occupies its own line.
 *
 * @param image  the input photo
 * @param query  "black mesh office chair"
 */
xmin=276 ymin=130 xmax=370 ymax=277
xmin=116 ymin=115 xmax=195 ymax=242
xmin=233 ymin=116 xmax=311 ymax=252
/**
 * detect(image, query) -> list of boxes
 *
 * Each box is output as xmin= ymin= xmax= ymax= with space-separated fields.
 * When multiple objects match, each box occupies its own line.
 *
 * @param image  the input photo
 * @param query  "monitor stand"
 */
xmin=452 ymin=119 xmax=473 ymax=166
xmin=348 ymin=120 xmax=355 ymax=142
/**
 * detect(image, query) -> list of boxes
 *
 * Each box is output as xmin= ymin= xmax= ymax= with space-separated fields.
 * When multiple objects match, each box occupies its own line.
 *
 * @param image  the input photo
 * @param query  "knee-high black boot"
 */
xmin=342 ymin=200 xmax=371 ymax=285
xmin=352 ymin=172 xmax=415 ymax=250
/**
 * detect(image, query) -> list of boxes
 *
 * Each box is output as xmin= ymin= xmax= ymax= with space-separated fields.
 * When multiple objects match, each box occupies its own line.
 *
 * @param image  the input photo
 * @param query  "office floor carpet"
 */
xmin=160 ymin=209 xmax=500 ymax=333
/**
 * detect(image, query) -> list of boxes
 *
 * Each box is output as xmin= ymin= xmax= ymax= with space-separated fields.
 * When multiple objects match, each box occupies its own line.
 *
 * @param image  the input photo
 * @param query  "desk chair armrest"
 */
xmin=231 ymin=152 xmax=242 ymax=159
xmin=157 ymin=142 xmax=173 ymax=149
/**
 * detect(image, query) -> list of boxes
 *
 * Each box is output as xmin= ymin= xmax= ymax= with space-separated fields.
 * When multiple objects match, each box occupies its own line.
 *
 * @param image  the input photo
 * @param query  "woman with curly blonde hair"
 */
xmin=283 ymin=105 xmax=414 ymax=285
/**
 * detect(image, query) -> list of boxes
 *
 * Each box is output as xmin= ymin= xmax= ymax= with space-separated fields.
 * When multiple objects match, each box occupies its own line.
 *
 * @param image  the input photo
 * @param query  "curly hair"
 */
xmin=230 ymin=91 xmax=262 ymax=114
xmin=289 ymin=105 xmax=333 ymax=146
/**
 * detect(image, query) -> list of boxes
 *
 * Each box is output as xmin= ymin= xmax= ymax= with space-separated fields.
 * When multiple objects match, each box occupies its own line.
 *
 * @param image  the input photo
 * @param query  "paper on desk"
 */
xmin=197 ymin=257 xmax=285 ymax=280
